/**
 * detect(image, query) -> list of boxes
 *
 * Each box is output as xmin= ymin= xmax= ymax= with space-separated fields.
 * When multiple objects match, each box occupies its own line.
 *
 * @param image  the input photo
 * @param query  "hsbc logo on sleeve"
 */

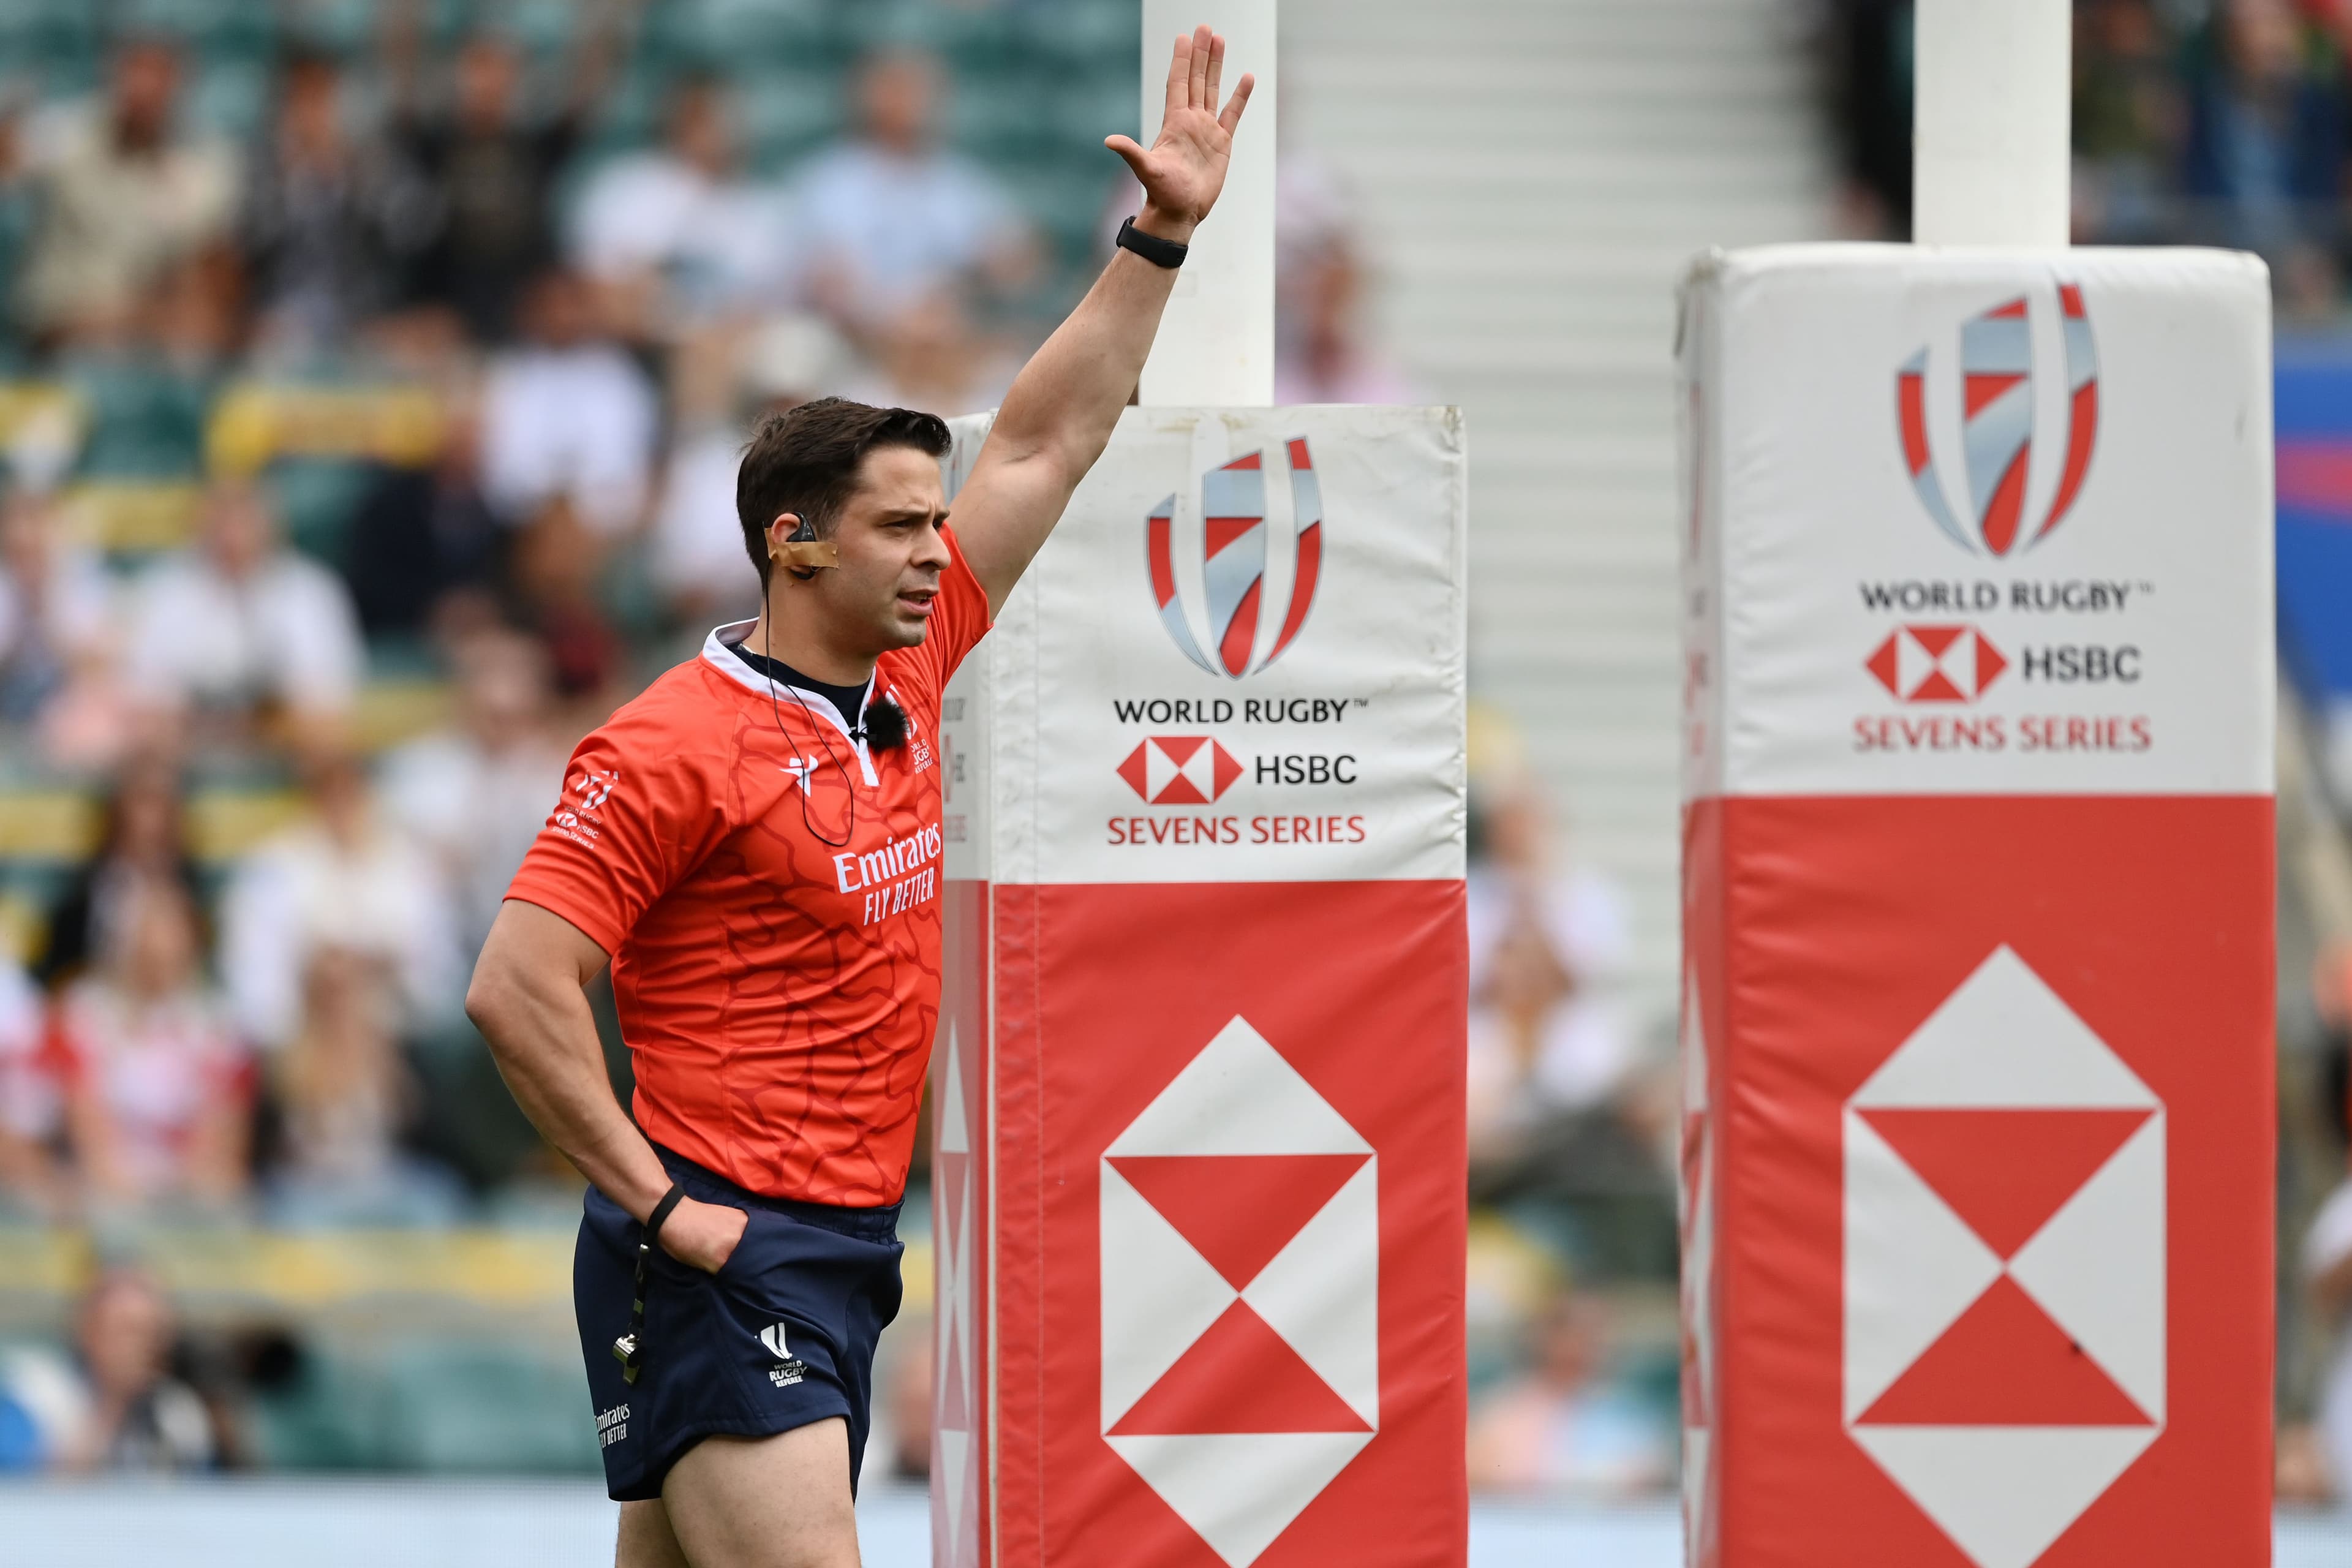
xmin=1844 ymin=947 xmax=2163 ymax=1568
xmin=550 ymin=767 xmax=620 ymax=844
xmin=1896 ymin=282 xmax=2099 ymax=558
xmin=1148 ymin=439 xmax=1325 ymax=679
xmin=1100 ymin=1017 xmax=1378 ymax=1568
xmin=1866 ymin=624 xmax=2008 ymax=704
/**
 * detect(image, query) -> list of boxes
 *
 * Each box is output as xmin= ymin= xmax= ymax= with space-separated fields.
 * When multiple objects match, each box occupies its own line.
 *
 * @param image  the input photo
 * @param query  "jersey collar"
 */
xmin=700 ymin=620 xmax=880 ymax=785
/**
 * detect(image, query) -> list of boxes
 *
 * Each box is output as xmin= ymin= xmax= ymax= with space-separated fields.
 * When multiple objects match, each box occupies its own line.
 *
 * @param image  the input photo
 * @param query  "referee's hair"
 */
xmin=737 ymin=398 xmax=952 ymax=585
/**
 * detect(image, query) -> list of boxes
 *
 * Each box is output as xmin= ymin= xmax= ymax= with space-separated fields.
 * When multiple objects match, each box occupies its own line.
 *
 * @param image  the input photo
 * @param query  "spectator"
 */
xmin=570 ymin=74 xmax=793 ymax=341
xmin=219 ymin=747 xmax=461 ymax=1057
xmin=388 ymin=10 xmax=631 ymax=341
xmin=0 ymin=951 xmax=66 ymax=1215
xmin=268 ymin=947 xmax=462 ymax=1226
xmin=2303 ymin=943 xmax=2352 ymax=1502
xmin=2307 ymin=1170 xmax=2352 ymax=1504
xmin=123 ymin=479 xmax=362 ymax=747
xmin=380 ymin=628 xmax=568 ymax=959
xmin=649 ymin=315 xmax=843 ymax=622
xmin=841 ymin=292 xmax=1020 ymax=420
xmin=45 ymin=1270 xmax=219 ymax=1472
xmin=13 ymin=36 xmax=239 ymax=345
xmin=504 ymin=494 xmax=625 ymax=708
xmin=0 ymin=88 xmax=36 ymax=358
xmin=2180 ymin=0 xmax=2345 ymax=274
xmin=240 ymin=50 xmax=437 ymax=358
xmin=1273 ymin=243 xmax=1413 ymax=407
xmin=58 ymin=881 xmax=251 ymax=1211
xmin=341 ymin=393 xmax=502 ymax=638
xmin=479 ymin=268 xmax=658 ymax=538
xmin=791 ymin=48 xmax=1036 ymax=336
xmin=35 ymin=757 xmax=204 ymax=995
xmin=1465 ymin=787 xmax=1637 ymax=1152
xmin=2073 ymin=0 xmax=2186 ymax=244
xmin=0 ymin=488 xmax=111 ymax=726
xmin=1466 ymin=1287 xmax=1674 ymax=1496
xmin=1819 ymin=0 xmax=1914 ymax=238
xmin=124 ymin=480 xmax=366 ymax=745
xmin=883 ymin=1324 xmax=933 ymax=1483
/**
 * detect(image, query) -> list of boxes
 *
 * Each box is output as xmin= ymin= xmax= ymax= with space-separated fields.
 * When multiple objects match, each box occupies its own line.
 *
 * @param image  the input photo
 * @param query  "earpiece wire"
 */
xmin=763 ymin=605 xmax=860 ymax=849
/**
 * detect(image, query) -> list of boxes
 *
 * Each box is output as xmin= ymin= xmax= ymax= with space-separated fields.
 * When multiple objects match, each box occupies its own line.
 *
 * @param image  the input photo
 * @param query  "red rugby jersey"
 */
xmin=504 ymin=530 xmax=990 ymax=1205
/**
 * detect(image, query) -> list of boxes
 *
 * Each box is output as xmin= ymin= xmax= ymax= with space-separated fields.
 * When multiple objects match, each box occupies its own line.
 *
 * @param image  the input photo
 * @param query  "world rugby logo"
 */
xmin=1895 ymin=282 xmax=2098 ymax=557
xmin=1147 ymin=439 xmax=1324 ymax=678
xmin=572 ymin=768 xmax=619 ymax=811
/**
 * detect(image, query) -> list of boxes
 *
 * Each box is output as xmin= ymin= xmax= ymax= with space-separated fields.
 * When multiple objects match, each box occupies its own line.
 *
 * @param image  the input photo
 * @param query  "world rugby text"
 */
xmin=1111 ymin=696 xmax=1362 ymax=724
xmin=1856 ymin=579 xmax=2146 ymax=614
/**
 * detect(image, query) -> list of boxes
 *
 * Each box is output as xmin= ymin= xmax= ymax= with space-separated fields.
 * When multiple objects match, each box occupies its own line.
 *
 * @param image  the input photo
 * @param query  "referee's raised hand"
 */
xmin=1104 ymin=24 xmax=1256 ymax=243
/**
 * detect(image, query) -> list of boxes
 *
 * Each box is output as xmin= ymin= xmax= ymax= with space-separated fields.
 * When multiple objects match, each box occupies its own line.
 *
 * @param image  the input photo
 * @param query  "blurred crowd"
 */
xmin=1455 ymin=708 xmax=1679 ymax=1499
xmin=0 ymin=6 xmax=1067 ymax=1233
xmin=1823 ymin=0 xmax=2352 ymax=315
xmin=2285 ymin=943 xmax=2352 ymax=1507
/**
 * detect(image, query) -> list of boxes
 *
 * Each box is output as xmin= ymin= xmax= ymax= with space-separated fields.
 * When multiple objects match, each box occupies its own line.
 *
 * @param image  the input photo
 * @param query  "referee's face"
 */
xmin=819 ymin=444 xmax=955 ymax=656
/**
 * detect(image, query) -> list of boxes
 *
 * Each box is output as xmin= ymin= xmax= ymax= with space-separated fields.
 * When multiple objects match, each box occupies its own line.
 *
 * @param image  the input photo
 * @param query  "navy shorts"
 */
xmin=573 ymin=1146 xmax=904 ymax=1501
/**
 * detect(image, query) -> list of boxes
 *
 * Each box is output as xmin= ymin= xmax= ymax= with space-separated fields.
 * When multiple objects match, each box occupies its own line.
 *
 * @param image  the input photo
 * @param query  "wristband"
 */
xmin=613 ymin=1182 xmax=689 ymax=1385
xmin=1117 ymin=216 xmax=1189 ymax=269
xmin=644 ymin=1182 xmax=688 ymax=1245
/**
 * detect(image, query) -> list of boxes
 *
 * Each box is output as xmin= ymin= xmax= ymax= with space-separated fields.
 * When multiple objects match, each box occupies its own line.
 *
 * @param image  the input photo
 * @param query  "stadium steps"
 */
xmin=1286 ymin=0 xmax=1834 ymax=1006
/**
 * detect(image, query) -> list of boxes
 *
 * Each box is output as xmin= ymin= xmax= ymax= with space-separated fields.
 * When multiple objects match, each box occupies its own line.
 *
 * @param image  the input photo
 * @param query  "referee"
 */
xmin=465 ymin=28 xmax=1253 ymax=1568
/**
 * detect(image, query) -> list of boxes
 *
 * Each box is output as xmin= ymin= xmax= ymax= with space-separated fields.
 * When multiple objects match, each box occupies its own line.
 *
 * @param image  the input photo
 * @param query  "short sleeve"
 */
xmin=503 ymin=710 xmax=729 ymax=956
xmin=927 ymin=525 xmax=995 ymax=686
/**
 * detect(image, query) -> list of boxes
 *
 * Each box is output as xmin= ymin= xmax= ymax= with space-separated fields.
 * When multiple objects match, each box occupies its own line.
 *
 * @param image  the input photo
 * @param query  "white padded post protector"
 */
xmin=930 ymin=406 xmax=1469 ymax=1568
xmin=1677 ymin=245 xmax=2274 ymax=1566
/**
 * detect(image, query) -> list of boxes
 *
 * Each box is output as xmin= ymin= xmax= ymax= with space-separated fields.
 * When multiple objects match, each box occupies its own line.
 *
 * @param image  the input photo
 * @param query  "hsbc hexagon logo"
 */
xmin=1866 ymin=624 xmax=2008 ymax=704
xmin=1148 ymin=439 xmax=1324 ymax=679
xmin=1896 ymin=283 xmax=2098 ymax=557
xmin=1844 ymin=947 xmax=2163 ymax=1568
xmin=1118 ymin=736 xmax=1243 ymax=805
xmin=1101 ymin=1016 xmax=1378 ymax=1568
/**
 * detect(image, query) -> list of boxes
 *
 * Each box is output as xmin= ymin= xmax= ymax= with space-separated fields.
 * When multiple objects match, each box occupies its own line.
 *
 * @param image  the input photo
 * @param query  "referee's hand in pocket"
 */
xmin=661 ymin=1197 xmax=750 ymax=1274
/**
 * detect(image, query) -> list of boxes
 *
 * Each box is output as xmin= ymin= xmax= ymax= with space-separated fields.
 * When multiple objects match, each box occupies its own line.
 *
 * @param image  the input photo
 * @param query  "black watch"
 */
xmin=1117 ymin=216 xmax=1189 ymax=269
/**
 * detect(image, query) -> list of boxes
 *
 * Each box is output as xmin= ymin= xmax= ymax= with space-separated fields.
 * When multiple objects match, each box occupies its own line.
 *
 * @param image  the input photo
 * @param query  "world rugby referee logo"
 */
xmin=762 ymin=1323 xmax=808 ymax=1388
xmin=1894 ymin=281 xmax=2099 ymax=557
xmin=1147 ymin=439 xmax=1325 ymax=678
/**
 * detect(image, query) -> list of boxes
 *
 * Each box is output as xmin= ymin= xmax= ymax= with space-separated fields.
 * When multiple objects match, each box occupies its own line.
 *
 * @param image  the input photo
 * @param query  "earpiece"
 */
xmin=770 ymin=513 xmax=839 ymax=581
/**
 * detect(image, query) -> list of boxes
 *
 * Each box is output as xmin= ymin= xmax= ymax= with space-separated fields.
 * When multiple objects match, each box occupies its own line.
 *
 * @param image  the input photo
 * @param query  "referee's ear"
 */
xmin=769 ymin=510 xmax=839 ymax=580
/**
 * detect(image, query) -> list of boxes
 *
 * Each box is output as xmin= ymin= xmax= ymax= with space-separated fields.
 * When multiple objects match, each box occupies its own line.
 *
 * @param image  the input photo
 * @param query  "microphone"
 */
xmin=856 ymin=698 xmax=908 ymax=752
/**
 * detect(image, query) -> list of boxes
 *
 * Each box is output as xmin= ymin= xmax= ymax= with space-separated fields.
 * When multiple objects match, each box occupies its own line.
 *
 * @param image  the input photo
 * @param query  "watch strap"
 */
xmin=644 ymin=1182 xmax=688 ymax=1245
xmin=1117 ymin=215 xmax=1188 ymax=269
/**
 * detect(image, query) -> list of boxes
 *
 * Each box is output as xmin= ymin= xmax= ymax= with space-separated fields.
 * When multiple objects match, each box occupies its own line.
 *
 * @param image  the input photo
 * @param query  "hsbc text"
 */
xmin=1256 ymin=754 xmax=1357 ymax=785
xmin=2020 ymin=645 xmax=2141 ymax=682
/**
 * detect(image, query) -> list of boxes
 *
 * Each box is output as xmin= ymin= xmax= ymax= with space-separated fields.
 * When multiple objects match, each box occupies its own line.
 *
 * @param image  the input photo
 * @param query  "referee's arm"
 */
xmin=951 ymin=25 xmax=1254 ymax=616
xmin=467 ymin=900 xmax=747 ymax=1271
